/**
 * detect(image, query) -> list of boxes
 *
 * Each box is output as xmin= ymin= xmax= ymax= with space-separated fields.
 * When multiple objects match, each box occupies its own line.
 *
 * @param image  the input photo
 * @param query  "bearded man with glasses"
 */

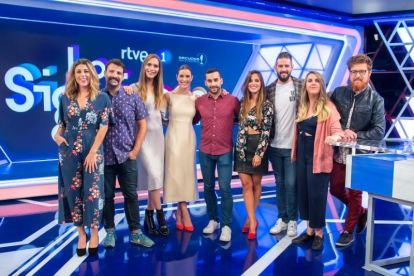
xmin=329 ymin=54 xmax=385 ymax=247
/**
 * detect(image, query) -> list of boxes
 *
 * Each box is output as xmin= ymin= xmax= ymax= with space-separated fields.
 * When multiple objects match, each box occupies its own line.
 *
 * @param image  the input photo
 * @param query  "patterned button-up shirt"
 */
xmin=193 ymin=92 xmax=240 ymax=155
xmin=102 ymin=87 xmax=148 ymax=165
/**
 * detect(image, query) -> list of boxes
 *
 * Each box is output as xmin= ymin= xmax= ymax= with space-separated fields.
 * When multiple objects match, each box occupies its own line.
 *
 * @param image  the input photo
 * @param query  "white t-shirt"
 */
xmin=270 ymin=81 xmax=296 ymax=149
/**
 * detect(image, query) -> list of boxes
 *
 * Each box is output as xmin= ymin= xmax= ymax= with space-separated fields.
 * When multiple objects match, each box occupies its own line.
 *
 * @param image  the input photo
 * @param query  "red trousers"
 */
xmin=330 ymin=161 xmax=364 ymax=233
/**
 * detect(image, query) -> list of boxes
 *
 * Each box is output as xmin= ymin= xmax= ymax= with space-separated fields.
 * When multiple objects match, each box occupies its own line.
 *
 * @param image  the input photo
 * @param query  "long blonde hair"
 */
xmin=296 ymin=71 xmax=331 ymax=123
xmin=136 ymin=54 xmax=164 ymax=110
xmin=65 ymin=58 xmax=99 ymax=101
xmin=240 ymin=70 xmax=266 ymax=123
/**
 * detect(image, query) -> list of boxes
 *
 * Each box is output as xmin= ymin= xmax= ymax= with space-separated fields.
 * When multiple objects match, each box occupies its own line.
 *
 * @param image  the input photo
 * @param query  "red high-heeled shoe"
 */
xmin=176 ymin=209 xmax=193 ymax=231
xmin=247 ymin=220 xmax=259 ymax=240
xmin=243 ymin=218 xmax=251 ymax=233
xmin=176 ymin=223 xmax=184 ymax=230
xmin=184 ymin=224 xmax=194 ymax=232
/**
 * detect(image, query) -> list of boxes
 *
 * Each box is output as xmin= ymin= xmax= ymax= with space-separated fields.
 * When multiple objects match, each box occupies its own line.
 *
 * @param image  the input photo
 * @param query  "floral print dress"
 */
xmin=57 ymin=92 xmax=114 ymax=228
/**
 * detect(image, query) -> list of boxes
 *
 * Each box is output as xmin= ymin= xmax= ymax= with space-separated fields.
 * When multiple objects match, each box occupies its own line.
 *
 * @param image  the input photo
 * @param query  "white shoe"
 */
xmin=219 ymin=226 xmax=232 ymax=242
xmin=220 ymin=240 xmax=231 ymax=249
xmin=287 ymin=221 xmax=297 ymax=237
xmin=203 ymin=220 xmax=220 ymax=234
xmin=204 ymin=231 xmax=219 ymax=241
xmin=270 ymin=218 xmax=287 ymax=234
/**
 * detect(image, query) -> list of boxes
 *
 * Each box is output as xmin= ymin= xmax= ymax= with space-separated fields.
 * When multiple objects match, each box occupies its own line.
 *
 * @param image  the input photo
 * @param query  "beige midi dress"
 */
xmin=163 ymin=93 xmax=199 ymax=203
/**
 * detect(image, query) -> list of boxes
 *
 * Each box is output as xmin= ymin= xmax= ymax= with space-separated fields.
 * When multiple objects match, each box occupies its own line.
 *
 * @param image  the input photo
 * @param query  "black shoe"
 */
xmin=292 ymin=232 xmax=315 ymax=244
xmin=356 ymin=208 xmax=368 ymax=234
xmin=311 ymin=235 xmax=324 ymax=251
xmin=144 ymin=209 xmax=159 ymax=236
xmin=76 ymin=233 xmax=87 ymax=257
xmin=76 ymin=248 xmax=86 ymax=257
xmin=156 ymin=208 xmax=169 ymax=236
xmin=336 ymin=231 xmax=354 ymax=247
xmin=88 ymin=246 xmax=98 ymax=256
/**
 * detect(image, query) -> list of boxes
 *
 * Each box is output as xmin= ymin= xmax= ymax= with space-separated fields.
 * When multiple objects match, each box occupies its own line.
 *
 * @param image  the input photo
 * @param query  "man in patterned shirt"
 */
xmin=101 ymin=59 xmax=154 ymax=248
xmin=193 ymin=68 xmax=240 ymax=242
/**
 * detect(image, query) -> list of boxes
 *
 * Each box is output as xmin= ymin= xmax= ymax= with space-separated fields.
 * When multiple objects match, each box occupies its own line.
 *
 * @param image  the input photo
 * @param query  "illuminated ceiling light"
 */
xmin=53 ymin=0 xmax=346 ymax=40
xmin=51 ymin=0 xmax=355 ymax=90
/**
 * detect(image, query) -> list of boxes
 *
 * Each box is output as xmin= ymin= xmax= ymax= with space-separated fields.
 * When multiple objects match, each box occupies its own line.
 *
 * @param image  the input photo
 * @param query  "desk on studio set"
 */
xmin=334 ymin=139 xmax=414 ymax=275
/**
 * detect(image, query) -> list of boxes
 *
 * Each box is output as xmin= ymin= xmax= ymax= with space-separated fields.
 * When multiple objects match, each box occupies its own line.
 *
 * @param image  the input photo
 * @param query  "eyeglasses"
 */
xmin=349 ymin=70 xmax=368 ymax=76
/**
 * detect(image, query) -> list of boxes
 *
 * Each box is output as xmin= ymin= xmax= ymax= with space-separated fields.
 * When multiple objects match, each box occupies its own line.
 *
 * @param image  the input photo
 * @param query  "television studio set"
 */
xmin=0 ymin=0 xmax=413 ymax=275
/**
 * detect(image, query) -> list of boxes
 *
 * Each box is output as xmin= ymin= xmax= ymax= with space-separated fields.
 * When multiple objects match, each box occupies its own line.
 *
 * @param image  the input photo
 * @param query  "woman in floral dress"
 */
xmin=54 ymin=58 xmax=114 ymax=256
xmin=234 ymin=70 xmax=274 ymax=239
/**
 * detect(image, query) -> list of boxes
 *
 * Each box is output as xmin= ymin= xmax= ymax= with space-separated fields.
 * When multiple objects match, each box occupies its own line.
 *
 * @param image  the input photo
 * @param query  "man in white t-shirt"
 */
xmin=266 ymin=52 xmax=304 ymax=237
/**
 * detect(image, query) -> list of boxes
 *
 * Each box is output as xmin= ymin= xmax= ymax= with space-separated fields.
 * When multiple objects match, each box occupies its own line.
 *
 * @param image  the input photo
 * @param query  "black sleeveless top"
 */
xmin=298 ymin=116 xmax=317 ymax=136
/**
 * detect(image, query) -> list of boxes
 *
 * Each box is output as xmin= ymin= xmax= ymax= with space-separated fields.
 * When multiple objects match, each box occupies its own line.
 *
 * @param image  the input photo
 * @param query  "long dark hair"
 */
xmin=240 ymin=70 xmax=266 ymax=123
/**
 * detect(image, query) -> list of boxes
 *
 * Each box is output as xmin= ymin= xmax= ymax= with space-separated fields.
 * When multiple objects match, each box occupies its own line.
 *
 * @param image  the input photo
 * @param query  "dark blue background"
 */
xmin=0 ymin=16 xmax=252 ymax=162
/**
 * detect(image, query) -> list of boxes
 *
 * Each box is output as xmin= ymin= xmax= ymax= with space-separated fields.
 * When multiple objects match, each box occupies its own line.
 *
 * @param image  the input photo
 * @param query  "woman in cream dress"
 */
xmin=163 ymin=64 xmax=198 ymax=231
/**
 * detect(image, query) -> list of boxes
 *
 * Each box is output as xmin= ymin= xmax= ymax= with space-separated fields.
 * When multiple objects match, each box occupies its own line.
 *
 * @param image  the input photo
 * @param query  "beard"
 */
xmin=277 ymin=71 xmax=291 ymax=82
xmin=350 ymin=78 xmax=369 ymax=92
xmin=208 ymin=86 xmax=221 ymax=94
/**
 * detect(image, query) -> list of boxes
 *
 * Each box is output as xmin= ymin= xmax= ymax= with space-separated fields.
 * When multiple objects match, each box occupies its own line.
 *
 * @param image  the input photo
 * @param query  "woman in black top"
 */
xmin=234 ymin=70 xmax=274 ymax=239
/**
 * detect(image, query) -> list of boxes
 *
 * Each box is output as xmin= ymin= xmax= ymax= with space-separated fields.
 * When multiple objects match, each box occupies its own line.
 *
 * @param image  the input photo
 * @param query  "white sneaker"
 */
xmin=287 ymin=221 xmax=297 ymax=237
xmin=219 ymin=226 xmax=232 ymax=242
xmin=203 ymin=220 xmax=220 ymax=234
xmin=270 ymin=218 xmax=287 ymax=234
xmin=220 ymin=240 xmax=231 ymax=249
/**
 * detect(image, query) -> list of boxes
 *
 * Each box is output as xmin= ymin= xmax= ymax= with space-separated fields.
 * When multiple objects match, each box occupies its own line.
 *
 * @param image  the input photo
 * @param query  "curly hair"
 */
xmin=65 ymin=58 xmax=99 ymax=101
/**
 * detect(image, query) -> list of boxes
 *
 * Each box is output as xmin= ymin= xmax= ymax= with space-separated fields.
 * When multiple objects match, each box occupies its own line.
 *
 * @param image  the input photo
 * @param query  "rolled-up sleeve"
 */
xmin=134 ymin=94 xmax=149 ymax=121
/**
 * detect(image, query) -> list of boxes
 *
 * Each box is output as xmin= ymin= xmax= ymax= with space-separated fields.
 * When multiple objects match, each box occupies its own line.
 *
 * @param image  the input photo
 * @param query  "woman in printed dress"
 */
xmin=55 ymin=58 xmax=114 ymax=256
xmin=234 ymin=70 xmax=274 ymax=239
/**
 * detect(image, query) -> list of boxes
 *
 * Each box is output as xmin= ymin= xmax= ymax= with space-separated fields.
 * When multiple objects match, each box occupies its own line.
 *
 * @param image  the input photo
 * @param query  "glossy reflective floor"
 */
xmin=0 ymin=175 xmax=412 ymax=275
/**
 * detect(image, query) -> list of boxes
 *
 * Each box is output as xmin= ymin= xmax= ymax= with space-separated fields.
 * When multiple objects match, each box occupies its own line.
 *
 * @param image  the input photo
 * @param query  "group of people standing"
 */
xmin=267 ymin=52 xmax=385 ymax=251
xmin=55 ymin=50 xmax=385 ymax=256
